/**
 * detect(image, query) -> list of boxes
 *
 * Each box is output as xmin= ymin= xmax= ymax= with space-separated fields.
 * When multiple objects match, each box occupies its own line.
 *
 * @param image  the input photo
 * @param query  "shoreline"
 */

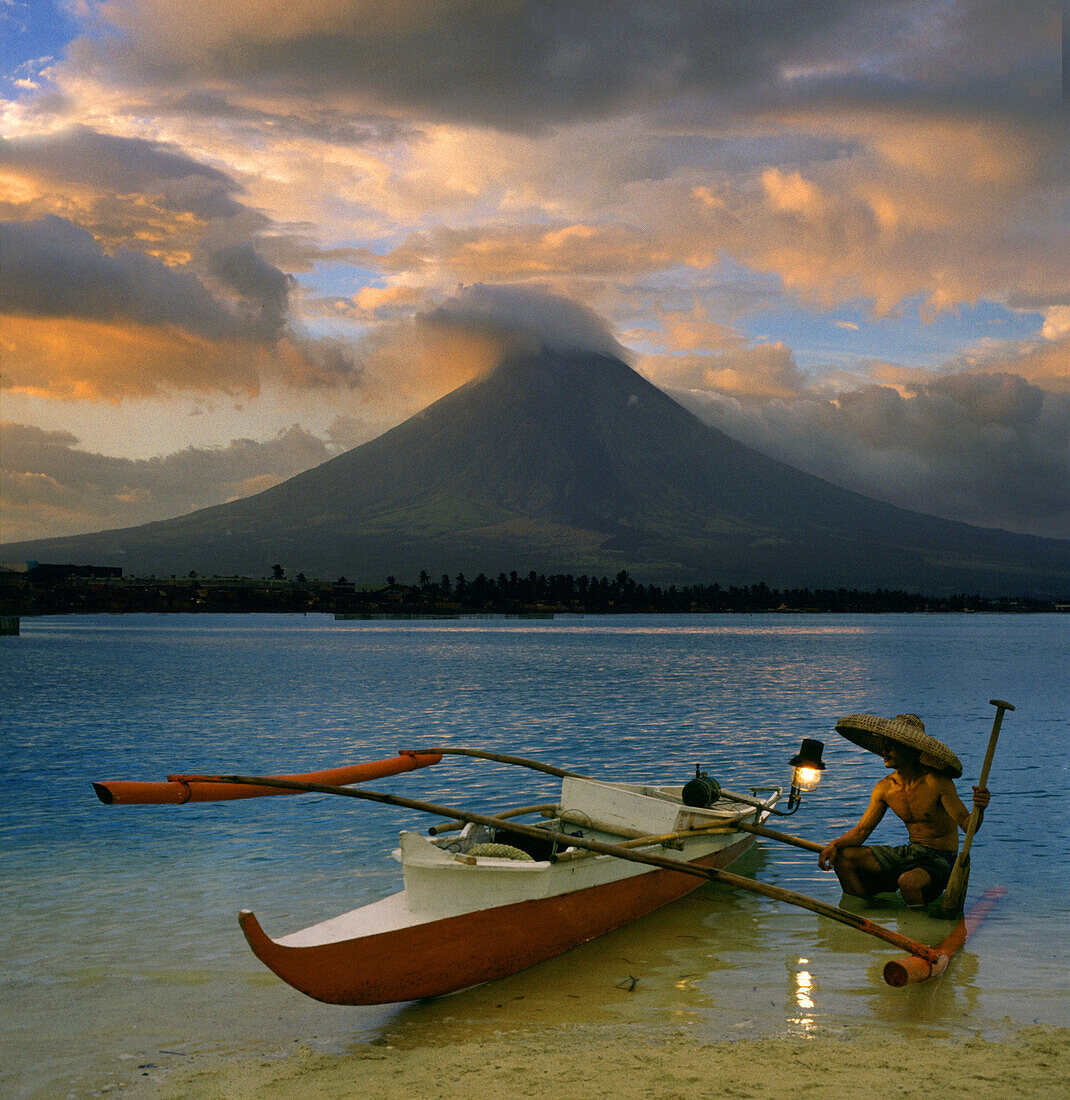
xmin=131 ymin=1023 xmax=1070 ymax=1098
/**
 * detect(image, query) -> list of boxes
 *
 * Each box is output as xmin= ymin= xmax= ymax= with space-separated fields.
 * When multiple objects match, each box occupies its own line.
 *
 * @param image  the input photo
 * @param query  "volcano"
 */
xmin=6 ymin=349 xmax=1070 ymax=594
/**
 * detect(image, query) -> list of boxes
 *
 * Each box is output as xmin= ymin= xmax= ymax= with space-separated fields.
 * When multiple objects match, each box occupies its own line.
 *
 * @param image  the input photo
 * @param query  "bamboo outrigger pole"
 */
xmin=420 ymin=746 xmax=583 ymax=777
xmin=735 ymin=821 xmax=824 ymax=854
xmin=178 ymin=772 xmax=944 ymax=967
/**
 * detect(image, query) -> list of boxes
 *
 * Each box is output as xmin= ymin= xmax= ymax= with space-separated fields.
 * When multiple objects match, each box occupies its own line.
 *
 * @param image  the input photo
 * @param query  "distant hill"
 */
xmin=5 ymin=349 xmax=1070 ymax=595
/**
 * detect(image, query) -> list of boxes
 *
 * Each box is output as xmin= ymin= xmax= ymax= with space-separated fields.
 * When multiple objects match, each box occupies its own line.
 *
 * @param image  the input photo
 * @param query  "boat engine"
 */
xmin=682 ymin=765 xmax=721 ymax=807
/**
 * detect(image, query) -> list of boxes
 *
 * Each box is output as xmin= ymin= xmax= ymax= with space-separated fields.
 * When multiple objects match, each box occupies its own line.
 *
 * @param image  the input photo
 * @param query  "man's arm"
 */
xmin=818 ymin=784 xmax=889 ymax=870
xmin=940 ymin=778 xmax=990 ymax=832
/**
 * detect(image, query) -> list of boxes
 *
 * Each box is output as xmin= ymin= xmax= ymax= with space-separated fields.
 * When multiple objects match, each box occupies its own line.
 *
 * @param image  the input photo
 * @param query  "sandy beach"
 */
xmin=132 ymin=1024 xmax=1070 ymax=1098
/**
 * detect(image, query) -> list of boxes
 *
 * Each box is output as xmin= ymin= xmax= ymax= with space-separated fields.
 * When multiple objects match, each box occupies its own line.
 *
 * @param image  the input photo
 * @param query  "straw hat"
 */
xmin=834 ymin=712 xmax=963 ymax=778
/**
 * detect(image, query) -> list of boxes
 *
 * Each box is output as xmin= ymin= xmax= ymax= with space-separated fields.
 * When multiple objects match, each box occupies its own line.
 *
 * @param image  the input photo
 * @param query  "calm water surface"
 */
xmin=1 ymin=613 xmax=1067 ymax=1096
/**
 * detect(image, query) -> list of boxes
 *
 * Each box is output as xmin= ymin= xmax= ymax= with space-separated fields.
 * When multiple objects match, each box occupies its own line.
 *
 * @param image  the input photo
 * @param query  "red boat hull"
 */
xmin=239 ymin=834 xmax=754 ymax=1004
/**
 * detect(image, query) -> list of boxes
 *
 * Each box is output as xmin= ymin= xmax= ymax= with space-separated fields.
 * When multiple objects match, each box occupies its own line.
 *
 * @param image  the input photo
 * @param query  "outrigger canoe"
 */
xmin=238 ymin=773 xmax=780 ymax=1005
xmin=96 ymin=742 xmax=1006 ymax=996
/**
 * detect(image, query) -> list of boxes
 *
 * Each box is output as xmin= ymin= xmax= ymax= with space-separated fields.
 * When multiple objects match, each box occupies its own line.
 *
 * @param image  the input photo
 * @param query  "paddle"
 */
xmin=181 ymin=771 xmax=945 ymax=966
xmin=934 ymin=699 xmax=1014 ymax=919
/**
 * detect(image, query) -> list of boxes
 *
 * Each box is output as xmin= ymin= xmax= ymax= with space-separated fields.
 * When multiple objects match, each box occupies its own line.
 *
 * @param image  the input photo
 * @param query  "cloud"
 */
xmin=420 ymin=283 xmax=625 ymax=360
xmin=1 ymin=216 xmax=244 ymax=338
xmin=0 ymin=126 xmax=243 ymax=219
xmin=207 ymin=242 xmax=291 ymax=339
xmin=4 ymin=2 xmax=1065 ymax=547
xmin=1 ymin=315 xmax=266 ymax=401
xmin=0 ymin=216 xmax=361 ymax=398
xmin=891 ymin=327 xmax=1070 ymax=395
xmin=66 ymin=1 xmax=875 ymax=131
xmin=0 ymin=421 xmax=335 ymax=542
xmin=290 ymin=106 xmax=1068 ymax=335
xmin=147 ymin=90 xmax=414 ymax=147
xmin=55 ymin=1 xmax=1063 ymax=167
xmin=359 ymin=221 xmax=698 ymax=283
xmin=351 ymin=284 xmax=424 ymax=319
xmin=645 ymin=342 xmax=809 ymax=401
xmin=0 ymin=127 xmax=260 ymax=262
xmin=16 ymin=11 xmax=1063 ymax=338
xmin=1040 ymin=307 xmax=1070 ymax=343
xmin=300 ymin=285 xmax=627 ymax=426
xmin=339 ymin=308 xmax=506 ymax=417
xmin=669 ymin=108 xmax=1067 ymax=323
xmin=675 ymin=366 xmax=1070 ymax=539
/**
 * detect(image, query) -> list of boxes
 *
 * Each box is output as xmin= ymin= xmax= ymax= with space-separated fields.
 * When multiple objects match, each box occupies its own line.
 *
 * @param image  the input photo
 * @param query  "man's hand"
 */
xmin=818 ymin=840 xmax=839 ymax=871
xmin=972 ymin=785 xmax=990 ymax=810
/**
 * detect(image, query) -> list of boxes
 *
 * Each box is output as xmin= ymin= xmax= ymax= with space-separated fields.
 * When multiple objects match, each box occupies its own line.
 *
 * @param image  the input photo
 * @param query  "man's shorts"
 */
xmin=868 ymin=842 xmax=958 ymax=892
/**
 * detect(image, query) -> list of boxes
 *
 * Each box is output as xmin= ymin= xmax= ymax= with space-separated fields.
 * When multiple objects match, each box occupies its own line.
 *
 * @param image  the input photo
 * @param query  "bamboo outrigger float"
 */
xmin=883 ymin=885 xmax=1006 ymax=986
xmin=95 ymin=744 xmax=1002 ymax=1000
xmin=92 ymin=750 xmax=442 ymax=805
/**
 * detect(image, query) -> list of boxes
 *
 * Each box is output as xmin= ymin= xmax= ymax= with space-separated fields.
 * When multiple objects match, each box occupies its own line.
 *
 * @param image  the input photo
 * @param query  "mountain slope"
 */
xmin=6 ymin=350 xmax=1070 ymax=595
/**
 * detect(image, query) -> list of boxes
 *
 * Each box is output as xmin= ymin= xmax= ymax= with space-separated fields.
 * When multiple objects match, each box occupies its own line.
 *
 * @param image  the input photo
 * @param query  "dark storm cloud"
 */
xmin=0 ymin=216 xmax=247 ymax=340
xmin=680 ymin=370 xmax=1070 ymax=539
xmin=71 ymin=1 xmax=1062 ymax=133
xmin=71 ymin=0 xmax=894 ymax=131
xmin=1 ymin=218 xmax=305 ymax=352
xmin=0 ymin=422 xmax=335 ymax=542
xmin=0 ymin=127 xmax=245 ymax=220
xmin=208 ymin=243 xmax=292 ymax=339
xmin=0 ymin=217 xmax=366 ymax=396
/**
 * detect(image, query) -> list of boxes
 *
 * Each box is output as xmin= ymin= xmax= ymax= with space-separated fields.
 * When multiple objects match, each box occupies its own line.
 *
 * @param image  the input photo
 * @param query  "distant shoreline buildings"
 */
xmin=1 ymin=562 xmax=1064 ymax=617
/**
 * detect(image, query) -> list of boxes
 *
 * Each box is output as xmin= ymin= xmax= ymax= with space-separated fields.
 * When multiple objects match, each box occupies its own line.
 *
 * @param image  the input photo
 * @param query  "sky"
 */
xmin=1 ymin=0 xmax=1068 ymax=547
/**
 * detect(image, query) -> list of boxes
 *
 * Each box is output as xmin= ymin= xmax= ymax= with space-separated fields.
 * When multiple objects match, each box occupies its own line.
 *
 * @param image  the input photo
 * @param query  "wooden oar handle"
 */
xmin=976 ymin=699 xmax=1014 ymax=789
xmin=959 ymin=699 xmax=1014 ymax=862
xmin=936 ymin=703 xmax=1013 ymax=919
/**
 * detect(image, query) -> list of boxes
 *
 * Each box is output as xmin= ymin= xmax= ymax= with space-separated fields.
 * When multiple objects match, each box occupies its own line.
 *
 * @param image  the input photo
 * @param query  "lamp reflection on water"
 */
xmin=795 ymin=962 xmax=815 ymax=1009
xmin=793 ymin=959 xmax=815 ymax=1029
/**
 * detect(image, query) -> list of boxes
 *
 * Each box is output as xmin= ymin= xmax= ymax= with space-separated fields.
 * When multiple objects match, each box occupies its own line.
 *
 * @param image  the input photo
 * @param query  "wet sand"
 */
xmin=137 ymin=1025 xmax=1070 ymax=1098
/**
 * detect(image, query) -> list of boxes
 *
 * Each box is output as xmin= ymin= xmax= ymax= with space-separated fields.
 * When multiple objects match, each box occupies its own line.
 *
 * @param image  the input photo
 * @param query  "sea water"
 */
xmin=1 ymin=613 xmax=1067 ymax=1096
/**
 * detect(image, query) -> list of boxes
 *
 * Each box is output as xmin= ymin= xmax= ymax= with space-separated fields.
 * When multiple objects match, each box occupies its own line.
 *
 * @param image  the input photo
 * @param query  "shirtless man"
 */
xmin=819 ymin=723 xmax=990 ymax=908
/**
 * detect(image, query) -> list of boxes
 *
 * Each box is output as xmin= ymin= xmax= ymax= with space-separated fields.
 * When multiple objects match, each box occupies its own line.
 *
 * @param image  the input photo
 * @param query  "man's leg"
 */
xmin=898 ymin=867 xmax=940 ymax=908
xmin=832 ymin=846 xmax=889 ymax=897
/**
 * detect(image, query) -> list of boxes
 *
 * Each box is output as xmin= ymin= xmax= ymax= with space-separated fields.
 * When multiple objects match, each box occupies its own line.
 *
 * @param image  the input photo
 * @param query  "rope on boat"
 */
xmin=465 ymin=843 xmax=535 ymax=861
